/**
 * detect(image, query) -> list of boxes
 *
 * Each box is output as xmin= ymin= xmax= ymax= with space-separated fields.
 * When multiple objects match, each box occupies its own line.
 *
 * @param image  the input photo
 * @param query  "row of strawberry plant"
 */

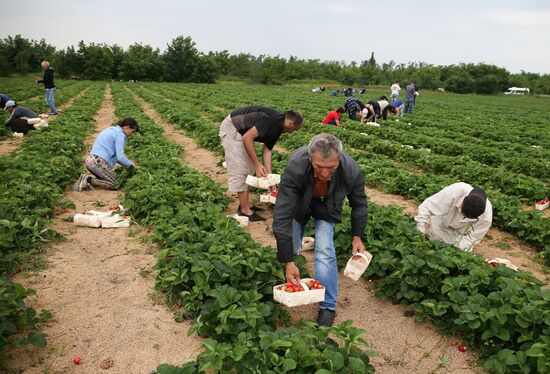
xmin=132 ymin=83 xmax=549 ymax=373
xmin=136 ymin=83 xmax=550 ymax=263
xmin=111 ymin=84 xmax=376 ymax=373
xmin=334 ymin=204 xmax=549 ymax=374
xmin=142 ymin=82 xmax=550 ymax=186
xmin=147 ymin=82 xmax=550 ymax=150
xmin=0 ymin=83 xmax=105 ymax=358
xmin=344 ymin=120 xmax=549 ymax=183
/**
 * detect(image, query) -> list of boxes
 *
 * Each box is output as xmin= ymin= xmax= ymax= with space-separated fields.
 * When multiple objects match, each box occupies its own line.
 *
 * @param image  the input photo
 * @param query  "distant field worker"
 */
xmin=390 ymin=80 xmax=401 ymax=101
xmin=415 ymin=182 xmax=493 ymax=251
xmin=361 ymin=97 xmax=396 ymax=123
xmin=404 ymin=82 xmax=418 ymax=114
xmin=312 ymin=86 xmax=326 ymax=93
xmin=0 ymin=93 xmax=10 ymax=109
xmin=73 ymin=118 xmax=140 ymax=192
xmin=322 ymin=107 xmax=345 ymax=126
xmin=4 ymin=100 xmax=39 ymax=134
xmin=391 ymin=98 xmax=404 ymax=117
xmin=37 ymin=60 xmax=58 ymax=115
xmin=219 ymin=106 xmax=304 ymax=221
xmin=343 ymin=96 xmax=365 ymax=120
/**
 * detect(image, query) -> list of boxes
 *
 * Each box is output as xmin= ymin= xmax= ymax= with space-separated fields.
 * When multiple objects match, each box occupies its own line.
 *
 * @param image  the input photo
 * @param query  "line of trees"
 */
xmin=1 ymin=34 xmax=550 ymax=94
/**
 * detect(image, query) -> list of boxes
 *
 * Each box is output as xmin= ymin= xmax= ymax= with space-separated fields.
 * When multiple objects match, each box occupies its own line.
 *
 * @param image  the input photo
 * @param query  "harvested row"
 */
xmin=0 ymin=82 xmax=104 ymax=360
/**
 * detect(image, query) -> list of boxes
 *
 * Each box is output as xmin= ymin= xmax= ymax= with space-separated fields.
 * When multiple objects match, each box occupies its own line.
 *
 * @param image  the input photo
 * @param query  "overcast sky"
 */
xmin=2 ymin=0 xmax=549 ymax=74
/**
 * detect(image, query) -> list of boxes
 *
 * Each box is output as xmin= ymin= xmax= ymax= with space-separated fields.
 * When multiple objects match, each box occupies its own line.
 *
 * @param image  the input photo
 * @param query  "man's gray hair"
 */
xmin=307 ymin=133 xmax=343 ymax=158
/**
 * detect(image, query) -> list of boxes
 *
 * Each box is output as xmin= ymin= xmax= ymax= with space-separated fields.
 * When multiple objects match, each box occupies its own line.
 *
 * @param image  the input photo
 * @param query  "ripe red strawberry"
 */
xmin=457 ymin=343 xmax=466 ymax=352
xmin=73 ymin=357 xmax=81 ymax=365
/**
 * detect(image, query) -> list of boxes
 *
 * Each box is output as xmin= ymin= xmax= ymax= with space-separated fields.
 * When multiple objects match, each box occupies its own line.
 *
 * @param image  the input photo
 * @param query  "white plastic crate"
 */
xmin=245 ymin=174 xmax=281 ymax=189
xmin=73 ymin=213 xmax=102 ymax=228
xmin=273 ymin=278 xmax=325 ymax=307
xmin=301 ymin=237 xmax=314 ymax=251
xmin=535 ymin=199 xmax=549 ymax=211
xmin=27 ymin=118 xmax=41 ymax=125
xmin=101 ymin=214 xmax=131 ymax=228
xmin=227 ymin=214 xmax=249 ymax=227
xmin=487 ymin=258 xmax=518 ymax=271
xmin=343 ymin=251 xmax=373 ymax=281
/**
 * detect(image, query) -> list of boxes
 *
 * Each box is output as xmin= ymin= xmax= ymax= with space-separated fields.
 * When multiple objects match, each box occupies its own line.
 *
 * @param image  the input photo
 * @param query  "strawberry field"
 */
xmin=1 ymin=81 xmax=549 ymax=373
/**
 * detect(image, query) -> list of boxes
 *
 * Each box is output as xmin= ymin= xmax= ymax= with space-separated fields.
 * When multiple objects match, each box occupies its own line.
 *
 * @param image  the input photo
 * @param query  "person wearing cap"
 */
xmin=37 ymin=60 xmax=58 ymax=115
xmin=273 ymin=133 xmax=368 ymax=327
xmin=414 ymin=182 xmax=493 ymax=251
xmin=219 ymin=106 xmax=304 ymax=222
xmin=4 ymin=101 xmax=40 ymax=134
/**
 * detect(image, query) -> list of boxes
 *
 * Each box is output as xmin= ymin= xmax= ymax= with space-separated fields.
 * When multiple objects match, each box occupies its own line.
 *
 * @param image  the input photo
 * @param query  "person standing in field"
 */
xmin=404 ymin=82 xmax=417 ymax=114
xmin=4 ymin=100 xmax=40 ymax=134
xmin=273 ymin=133 xmax=368 ymax=327
xmin=390 ymin=80 xmax=401 ymax=101
xmin=414 ymin=182 xmax=492 ymax=251
xmin=219 ymin=106 xmax=304 ymax=221
xmin=322 ymin=107 xmax=345 ymax=126
xmin=73 ymin=118 xmax=140 ymax=192
xmin=37 ymin=60 xmax=58 ymax=115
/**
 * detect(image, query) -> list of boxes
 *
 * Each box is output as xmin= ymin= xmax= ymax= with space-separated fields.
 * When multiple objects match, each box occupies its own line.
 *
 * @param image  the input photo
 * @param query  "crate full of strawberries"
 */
xmin=273 ymin=278 xmax=325 ymax=307
xmin=535 ymin=197 xmax=549 ymax=211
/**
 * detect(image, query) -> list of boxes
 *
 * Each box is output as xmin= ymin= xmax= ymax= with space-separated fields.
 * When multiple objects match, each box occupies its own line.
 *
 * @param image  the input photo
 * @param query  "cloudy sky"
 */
xmin=2 ymin=0 xmax=549 ymax=74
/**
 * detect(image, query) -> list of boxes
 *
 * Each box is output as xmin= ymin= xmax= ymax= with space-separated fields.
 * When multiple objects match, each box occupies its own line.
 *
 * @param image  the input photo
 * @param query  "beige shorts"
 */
xmin=219 ymin=115 xmax=254 ymax=192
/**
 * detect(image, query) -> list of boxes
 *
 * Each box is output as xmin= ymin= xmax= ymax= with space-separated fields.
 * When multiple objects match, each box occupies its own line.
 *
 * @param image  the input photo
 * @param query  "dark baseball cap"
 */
xmin=462 ymin=188 xmax=487 ymax=219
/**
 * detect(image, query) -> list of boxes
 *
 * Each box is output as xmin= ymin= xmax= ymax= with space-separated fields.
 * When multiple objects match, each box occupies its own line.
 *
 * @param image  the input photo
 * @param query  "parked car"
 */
xmin=504 ymin=87 xmax=530 ymax=95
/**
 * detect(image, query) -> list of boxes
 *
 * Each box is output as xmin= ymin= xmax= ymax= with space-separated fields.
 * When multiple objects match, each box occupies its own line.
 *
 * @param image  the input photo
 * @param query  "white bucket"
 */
xmin=343 ymin=251 xmax=373 ymax=281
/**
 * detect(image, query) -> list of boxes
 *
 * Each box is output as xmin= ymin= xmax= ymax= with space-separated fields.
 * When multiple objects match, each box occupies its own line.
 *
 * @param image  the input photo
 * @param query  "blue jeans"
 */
xmin=45 ymin=88 xmax=58 ymax=114
xmin=292 ymin=219 xmax=337 ymax=311
xmin=404 ymin=98 xmax=414 ymax=114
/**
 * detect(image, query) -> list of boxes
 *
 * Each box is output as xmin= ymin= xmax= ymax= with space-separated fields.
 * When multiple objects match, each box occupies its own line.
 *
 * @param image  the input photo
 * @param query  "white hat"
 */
xmin=4 ymin=100 xmax=15 ymax=110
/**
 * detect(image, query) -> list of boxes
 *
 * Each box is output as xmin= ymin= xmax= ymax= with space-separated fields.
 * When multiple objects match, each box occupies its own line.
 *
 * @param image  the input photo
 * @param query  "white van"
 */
xmin=504 ymin=87 xmax=530 ymax=95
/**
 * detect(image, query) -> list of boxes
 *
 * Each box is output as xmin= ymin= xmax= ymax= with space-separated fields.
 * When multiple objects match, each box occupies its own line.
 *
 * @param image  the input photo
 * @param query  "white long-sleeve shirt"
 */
xmin=414 ymin=182 xmax=493 ymax=251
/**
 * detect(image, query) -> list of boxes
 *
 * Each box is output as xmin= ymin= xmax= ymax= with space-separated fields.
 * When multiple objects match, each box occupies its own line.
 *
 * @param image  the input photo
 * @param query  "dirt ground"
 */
xmin=132 ymin=91 xmax=483 ymax=374
xmin=0 ymin=88 xmax=90 ymax=156
xmin=6 ymin=86 xmax=202 ymax=373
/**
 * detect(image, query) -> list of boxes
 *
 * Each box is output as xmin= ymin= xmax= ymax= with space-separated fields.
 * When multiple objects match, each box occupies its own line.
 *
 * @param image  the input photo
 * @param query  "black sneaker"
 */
xmin=317 ymin=309 xmax=336 ymax=327
xmin=238 ymin=204 xmax=265 ymax=213
xmin=238 ymin=211 xmax=266 ymax=222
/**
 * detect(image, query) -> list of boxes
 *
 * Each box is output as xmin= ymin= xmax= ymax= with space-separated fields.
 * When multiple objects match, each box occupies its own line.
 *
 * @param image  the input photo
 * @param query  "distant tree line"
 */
xmin=1 ymin=34 xmax=550 ymax=94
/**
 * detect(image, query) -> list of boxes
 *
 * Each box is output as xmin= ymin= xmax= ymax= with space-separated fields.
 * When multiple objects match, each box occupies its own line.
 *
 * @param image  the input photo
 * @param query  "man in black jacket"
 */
xmin=37 ymin=60 xmax=58 ymax=115
xmin=273 ymin=133 xmax=368 ymax=326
